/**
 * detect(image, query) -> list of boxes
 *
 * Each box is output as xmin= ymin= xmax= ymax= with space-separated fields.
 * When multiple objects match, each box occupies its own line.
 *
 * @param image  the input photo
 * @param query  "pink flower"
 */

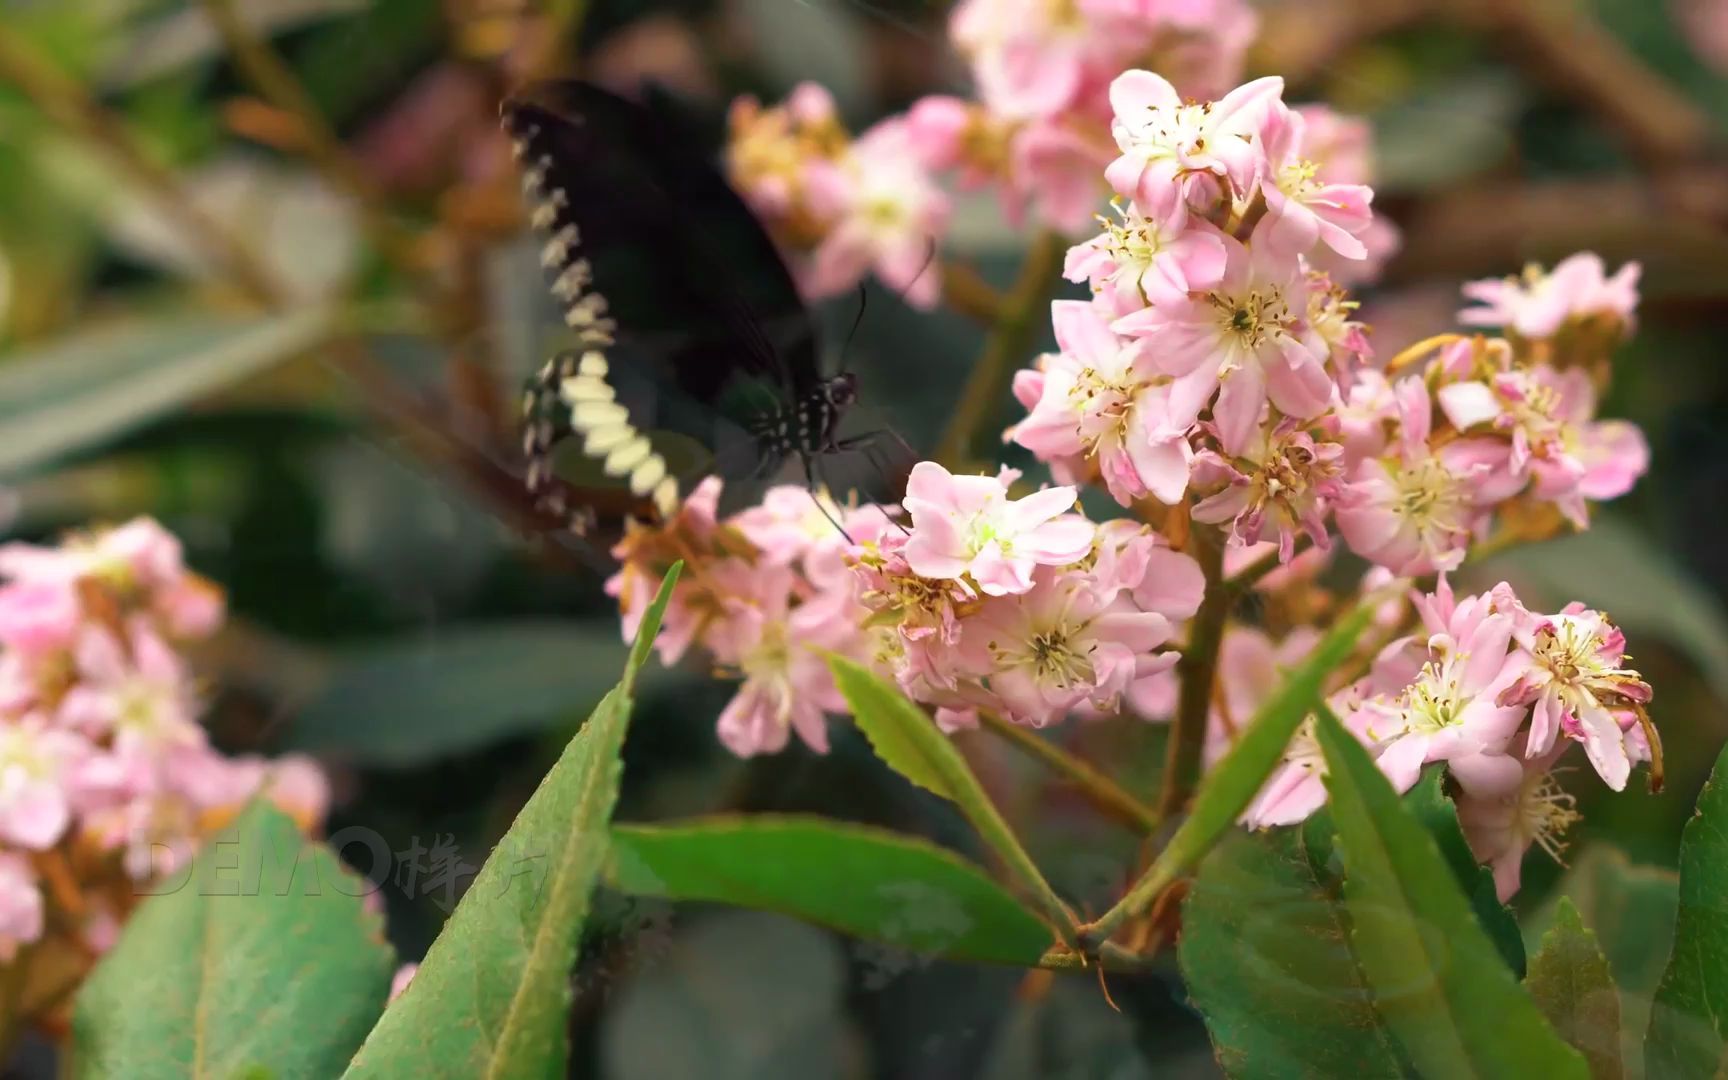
xmin=951 ymin=0 xmax=1149 ymax=121
xmin=1009 ymin=301 xmax=1194 ymax=506
xmin=1491 ymin=584 xmax=1651 ymax=791
xmin=1063 ymin=192 xmax=1228 ymax=314
xmin=1459 ymin=253 xmax=1640 ymax=339
xmin=901 ymin=462 xmax=1095 ymax=596
xmin=1191 ymin=417 xmax=1344 ymax=562
xmin=1242 ymin=699 xmax=1379 ymax=828
xmin=0 ymin=580 xmax=80 ymax=656
xmin=1010 ymin=119 xmax=1115 ymax=234
xmin=804 ymin=120 xmax=949 ymax=308
xmin=1454 ymin=739 xmax=1577 ymax=901
xmin=389 ymin=962 xmax=420 ymax=1004
xmin=607 ymin=476 xmax=722 ymax=665
xmin=1359 ymin=591 xmax=1527 ymax=795
xmin=952 ymin=566 xmax=1176 ymax=726
xmin=0 ymin=718 xmax=88 ymax=850
xmin=1113 ymin=233 xmax=1332 ymax=454
xmin=263 ymin=753 xmax=332 ymax=826
xmin=57 ymin=623 xmax=207 ymax=791
xmin=1336 ymin=378 xmax=1486 ymax=574
xmin=705 ymin=562 xmax=855 ymax=757
xmin=1256 ymin=102 xmax=1375 ymax=262
xmin=0 ymin=853 xmax=43 ymax=962
xmin=1104 ymin=71 xmax=1283 ymax=216
xmin=154 ymin=576 xmax=225 ymax=639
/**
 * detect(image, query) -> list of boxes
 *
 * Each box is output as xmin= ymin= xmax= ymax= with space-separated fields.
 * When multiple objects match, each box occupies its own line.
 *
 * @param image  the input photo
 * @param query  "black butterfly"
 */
xmin=499 ymin=80 xmax=900 ymax=536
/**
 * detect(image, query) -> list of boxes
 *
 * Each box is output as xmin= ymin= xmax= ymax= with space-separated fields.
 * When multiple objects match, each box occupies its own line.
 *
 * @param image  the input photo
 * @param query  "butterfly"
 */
xmin=499 ymin=80 xmax=902 ymax=537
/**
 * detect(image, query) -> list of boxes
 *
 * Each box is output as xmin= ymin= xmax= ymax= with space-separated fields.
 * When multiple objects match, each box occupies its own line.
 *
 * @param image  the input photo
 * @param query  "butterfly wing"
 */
xmin=503 ymin=81 xmax=828 ymax=530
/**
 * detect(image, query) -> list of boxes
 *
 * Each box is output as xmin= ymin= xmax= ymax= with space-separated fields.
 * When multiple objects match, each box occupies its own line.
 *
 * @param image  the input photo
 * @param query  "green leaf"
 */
xmin=1645 ymin=740 xmax=1728 ymax=1078
xmin=342 ymin=564 xmax=680 ymax=1078
xmin=1181 ymin=817 xmax=1406 ymax=1079
xmin=827 ymin=655 xmax=1075 ymax=943
xmin=1528 ymin=846 xmax=1678 ymax=1079
xmin=1470 ymin=516 xmax=1728 ymax=704
xmin=288 ymin=621 xmax=631 ymax=767
xmin=607 ymin=815 xmax=1053 ymax=966
xmin=1402 ymin=767 xmax=1525 ymax=976
xmin=826 ymin=655 xmax=957 ymax=802
xmin=71 ymin=803 xmax=394 ymax=1078
xmin=1313 ymin=707 xmax=1589 ymax=1079
xmin=1089 ymin=595 xmax=1378 ymax=941
xmin=0 ymin=310 xmax=334 ymax=479
xmin=1526 ymin=899 xmax=1624 ymax=1080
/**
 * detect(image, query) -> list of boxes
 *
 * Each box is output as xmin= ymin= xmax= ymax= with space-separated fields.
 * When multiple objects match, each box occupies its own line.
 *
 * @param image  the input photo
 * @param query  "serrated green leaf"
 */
xmin=1313 ymin=707 xmax=1589 ymax=1078
xmin=826 ymin=654 xmax=958 ymax=802
xmin=827 ymin=655 xmax=1075 ymax=943
xmin=1402 ymin=767 xmax=1525 ymax=976
xmin=1181 ymin=818 xmax=1405 ymax=1079
xmin=342 ymin=564 xmax=680 ymax=1078
xmin=0 ymin=310 xmax=334 ymax=480
xmin=1528 ymin=846 xmax=1677 ymax=1079
xmin=71 ymin=803 xmax=394 ymax=1078
xmin=608 ymin=814 xmax=1052 ymax=966
xmin=1645 ymin=740 xmax=1728 ymax=1078
xmin=1527 ymin=898 xmax=1623 ymax=1080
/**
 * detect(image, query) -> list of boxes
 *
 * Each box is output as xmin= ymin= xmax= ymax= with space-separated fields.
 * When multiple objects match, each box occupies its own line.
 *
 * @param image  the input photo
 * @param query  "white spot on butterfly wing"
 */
xmin=559 ymin=375 xmax=615 ymax=404
xmin=602 ymin=436 xmax=653 ymax=476
xmin=652 ymin=477 xmax=679 ymax=518
xmin=628 ymin=455 xmax=667 ymax=495
xmin=570 ymin=400 xmax=627 ymax=430
xmin=583 ymin=423 xmax=636 ymax=455
xmin=579 ymin=352 xmax=607 ymax=377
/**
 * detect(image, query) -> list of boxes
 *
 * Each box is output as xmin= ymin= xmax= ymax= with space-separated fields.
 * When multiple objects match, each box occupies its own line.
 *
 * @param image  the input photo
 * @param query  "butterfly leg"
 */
xmin=831 ymin=430 xmax=912 ymax=534
xmin=799 ymin=452 xmax=855 ymax=543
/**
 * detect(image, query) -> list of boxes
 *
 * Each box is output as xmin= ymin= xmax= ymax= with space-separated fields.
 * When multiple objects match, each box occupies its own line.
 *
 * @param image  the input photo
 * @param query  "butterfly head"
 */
xmin=822 ymin=372 xmax=858 ymax=410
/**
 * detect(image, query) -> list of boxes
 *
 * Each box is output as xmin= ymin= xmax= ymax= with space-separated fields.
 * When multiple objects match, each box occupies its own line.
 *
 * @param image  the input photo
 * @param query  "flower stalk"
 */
xmin=1158 ymin=533 xmax=1229 ymax=820
xmin=936 ymin=230 xmax=1068 ymax=468
xmin=975 ymin=710 xmax=1160 ymax=834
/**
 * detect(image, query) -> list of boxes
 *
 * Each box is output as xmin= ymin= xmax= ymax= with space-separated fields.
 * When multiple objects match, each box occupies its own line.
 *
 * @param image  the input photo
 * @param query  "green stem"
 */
xmin=1157 ymin=531 xmax=1228 ymax=820
xmin=0 ymin=25 xmax=284 ymax=306
xmin=1221 ymin=535 xmax=1313 ymax=595
xmin=976 ymin=711 xmax=1160 ymax=835
xmin=935 ymin=230 xmax=1067 ymax=468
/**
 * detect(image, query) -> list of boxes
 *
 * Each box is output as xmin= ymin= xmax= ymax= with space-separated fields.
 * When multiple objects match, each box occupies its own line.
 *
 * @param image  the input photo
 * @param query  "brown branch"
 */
xmin=974 ymin=711 xmax=1160 ymax=835
xmin=1156 ymin=532 xmax=1228 ymax=820
xmin=1385 ymin=167 xmax=1728 ymax=293
xmin=941 ymin=261 xmax=1007 ymax=325
xmin=0 ymin=25 xmax=284 ymax=306
xmin=1456 ymin=0 xmax=1717 ymax=167
xmin=935 ymin=230 xmax=1066 ymax=468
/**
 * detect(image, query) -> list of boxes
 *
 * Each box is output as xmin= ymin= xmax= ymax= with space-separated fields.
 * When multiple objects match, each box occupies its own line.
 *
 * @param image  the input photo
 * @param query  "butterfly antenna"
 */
xmin=838 ymin=282 xmax=868 ymax=375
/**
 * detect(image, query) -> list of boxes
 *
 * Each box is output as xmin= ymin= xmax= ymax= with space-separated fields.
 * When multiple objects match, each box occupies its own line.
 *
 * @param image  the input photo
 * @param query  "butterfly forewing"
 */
xmin=502 ymin=81 xmax=829 ymax=530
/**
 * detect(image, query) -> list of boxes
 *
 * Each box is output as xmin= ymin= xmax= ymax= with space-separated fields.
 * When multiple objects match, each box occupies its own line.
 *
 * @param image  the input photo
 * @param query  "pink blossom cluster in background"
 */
xmin=0 ymin=519 xmax=327 ymax=967
xmin=725 ymin=0 xmax=1272 ymax=305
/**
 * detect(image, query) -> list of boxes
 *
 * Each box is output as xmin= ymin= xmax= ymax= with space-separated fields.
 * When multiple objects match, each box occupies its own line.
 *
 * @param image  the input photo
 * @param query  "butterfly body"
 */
xmin=500 ymin=80 xmax=881 ymax=535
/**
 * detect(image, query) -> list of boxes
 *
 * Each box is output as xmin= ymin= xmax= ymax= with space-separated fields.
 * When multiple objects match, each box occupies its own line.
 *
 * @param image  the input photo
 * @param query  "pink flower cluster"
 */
xmin=1008 ymin=70 xmax=1645 ymax=574
xmin=1244 ymin=578 xmax=1652 ymax=899
xmin=0 ymin=519 xmax=327 ymax=963
xmin=727 ymin=85 xmax=949 ymax=308
xmin=607 ymin=464 xmax=1204 ymax=747
xmin=607 ymin=479 xmax=884 ymax=757
xmin=725 ymin=0 xmax=1272 ymax=305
